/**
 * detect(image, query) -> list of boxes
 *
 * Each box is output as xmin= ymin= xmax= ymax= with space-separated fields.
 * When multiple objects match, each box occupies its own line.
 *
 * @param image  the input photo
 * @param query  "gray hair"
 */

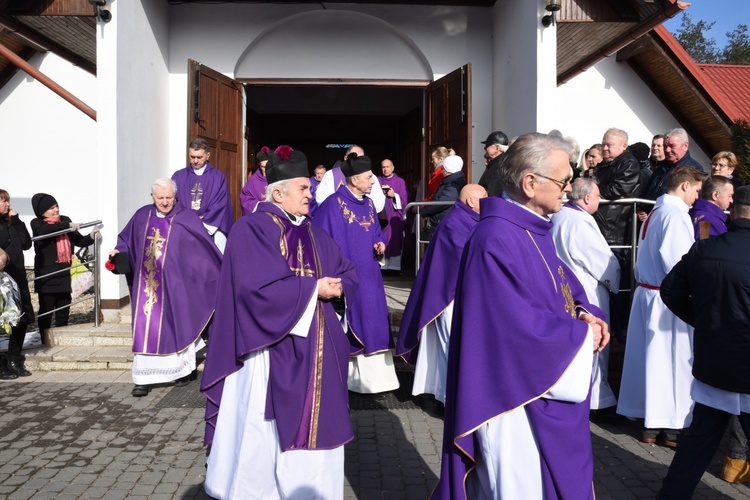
xmin=568 ymin=178 xmax=598 ymax=201
xmin=151 ymin=178 xmax=177 ymax=195
xmin=664 ymin=128 xmax=689 ymax=145
xmin=565 ymin=136 xmax=580 ymax=166
xmin=265 ymin=179 xmax=293 ymax=201
xmin=502 ymin=133 xmax=574 ymax=192
xmin=604 ymin=128 xmax=628 ymax=145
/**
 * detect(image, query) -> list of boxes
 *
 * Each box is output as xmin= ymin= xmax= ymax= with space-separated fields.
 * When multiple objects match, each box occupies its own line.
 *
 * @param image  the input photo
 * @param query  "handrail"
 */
xmin=598 ymin=198 xmax=655 ymax=296
xmin=31 ymin=220 xmax=103 ymax=327
xmin=404 ymin=198 xmax=657 ymax=292
xmin=404 ymin=201 xmax=456 ymax=272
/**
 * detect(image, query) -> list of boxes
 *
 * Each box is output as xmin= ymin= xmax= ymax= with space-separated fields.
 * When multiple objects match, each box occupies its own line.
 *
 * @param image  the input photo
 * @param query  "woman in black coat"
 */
xmin=0 ymin=189 xmax=35 ymax=378
xmin=421 ymin=155 xmax=467 ymax=237
xmin=30 ymin=193 xmax=97 ymax=345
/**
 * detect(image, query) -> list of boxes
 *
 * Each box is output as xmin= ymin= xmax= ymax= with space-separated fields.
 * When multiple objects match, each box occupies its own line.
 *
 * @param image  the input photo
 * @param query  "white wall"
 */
xmin=165 ymin=3 xmax=495 ymax=182
xmin=97 ymin=0 xmax=171 ymax=301
xmin=0 ymin=51 xmax=97 ymax=265
xmin=555 ymin=55 xmax=711 ymax=166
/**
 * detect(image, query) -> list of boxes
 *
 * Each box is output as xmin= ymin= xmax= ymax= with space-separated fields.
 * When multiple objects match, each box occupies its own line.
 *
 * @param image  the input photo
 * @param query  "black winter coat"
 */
xmin=31 ymin=215 xmax=94 ymax=294
xmin=661 ymin=218 xmax=750 ymax=393
xmin=592 ymin=150 xmax=641 ymax=244
xmin=421 ymin=171 xmax=467 ymax=227
xmin=478 ymin=155 xmax=504 ymax=197
xmin=0 ymin=214 xmax=34 ymax=323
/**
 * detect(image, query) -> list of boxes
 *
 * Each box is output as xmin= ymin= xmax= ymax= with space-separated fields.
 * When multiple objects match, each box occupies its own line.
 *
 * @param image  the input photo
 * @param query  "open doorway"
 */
xmin=244 ymin=84 xmax=424 ymax=207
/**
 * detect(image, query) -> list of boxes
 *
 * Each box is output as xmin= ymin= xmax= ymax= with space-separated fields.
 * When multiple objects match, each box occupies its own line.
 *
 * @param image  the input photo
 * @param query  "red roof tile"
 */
xmin=698 ymin=64 xmax=750 ymax=122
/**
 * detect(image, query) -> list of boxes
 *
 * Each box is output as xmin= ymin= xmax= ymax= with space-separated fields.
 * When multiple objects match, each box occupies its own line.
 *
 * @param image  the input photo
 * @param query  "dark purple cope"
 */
xmin=171 ymin=162 xmax=234 ymax=234
xmin=378 ymin=172 xmax=408 ymax=261
xmin=201 ymin=202 xmax=358 ymax=451
xmin=433 ymin=197 xmax=601 ymax=500
xmin=313 ymin=185 xmax=392 ymax=355
xmin=395 ymin=200 xmax=478 ymax=363
xmin=115 ymin=203 xmax=222 ymax=355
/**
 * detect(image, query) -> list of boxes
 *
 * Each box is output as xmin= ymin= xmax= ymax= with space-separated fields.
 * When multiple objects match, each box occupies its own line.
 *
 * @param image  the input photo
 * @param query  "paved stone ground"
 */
xmin=1 ymin=370 xmax=749 ymax=499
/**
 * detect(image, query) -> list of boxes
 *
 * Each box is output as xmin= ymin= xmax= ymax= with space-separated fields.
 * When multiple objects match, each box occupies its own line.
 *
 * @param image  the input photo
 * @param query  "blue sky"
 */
xmin=663 ymin=0 xmax=749 ymax=48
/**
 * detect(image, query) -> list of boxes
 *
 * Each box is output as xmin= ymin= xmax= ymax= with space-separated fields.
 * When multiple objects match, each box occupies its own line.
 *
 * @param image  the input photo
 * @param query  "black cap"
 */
xmin=109 ymin=252 xmax=131 ymax=275
xmin=31 ymin=193 xmax=58 ymax=218
xmin=734 ymin=186 xmax=750 ymax=206
xmin=266 ymin=149 xmax=309 ymax=184
xmin=340 ymin=153 xmax=372 ymax=177
xmin=481 ymin=130 xmax=509 ymax=146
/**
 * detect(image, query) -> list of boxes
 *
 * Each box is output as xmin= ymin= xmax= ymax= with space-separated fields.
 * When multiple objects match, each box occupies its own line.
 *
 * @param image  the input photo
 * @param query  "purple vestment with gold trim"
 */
xmin=239 ymin=168 xmax=268 ymax=216
xmin=171 ymin=162 xmax=234 ymax=234
xmin=378 ymin=173 xmax=408 ymax=260
xmin=115 ymin=203 xmax=222 ymax=355
xmin=201 ymin=202 xmax=358 ymax=450
xmin=313 ymin=186 xmax=392 ymax=355
xmin=433 ymin=197 xmax=600 ymax=500
xmin=396 ymin=200 xmax=478 ymax=363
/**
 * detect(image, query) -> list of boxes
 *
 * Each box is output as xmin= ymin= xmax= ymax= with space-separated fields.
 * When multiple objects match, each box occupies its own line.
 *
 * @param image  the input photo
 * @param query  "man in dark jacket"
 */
xmin=657 ymin=185 xmax=750 ymax=499
xmin=641 ymin=128 xmax=704 ymax=207
xmin=592 ymin=128 xmax=641 ymax=245
xmin=477 ymin=130 xmax=509 ymax=196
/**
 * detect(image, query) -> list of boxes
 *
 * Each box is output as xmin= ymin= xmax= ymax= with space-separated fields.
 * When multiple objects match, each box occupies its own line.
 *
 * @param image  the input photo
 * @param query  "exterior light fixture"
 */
xmin=542 ymin=0 xmax=561 ymax=27
xmin=89 ymin=0 xmax=112 ymax=23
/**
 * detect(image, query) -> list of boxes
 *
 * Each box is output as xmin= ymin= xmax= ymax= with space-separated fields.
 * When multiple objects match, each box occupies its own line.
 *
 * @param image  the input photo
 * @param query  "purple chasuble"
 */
xmin=171 ymin=162 xmax=234 ymax=234
xmin=239 ymin=168 xmax=268 ymax=216
xmin=115 ymin=204 xmax=222 ymax=355
xmin=395 ymin=201 xmax=478 ymax=363
xmin=689 ymin=198 xmax=728 ymax=240
xmin=201 ymin=202 xmax=358 ymax=450
xmin=308 ymin=176 xmax=321 ymax=217
xmin=433 ymin=197 xmax=601 ymax=500
xmin=378 ymin=173 xmax=408 ymax=259
xmin=313 ymin=185 xmax=392 ymax=355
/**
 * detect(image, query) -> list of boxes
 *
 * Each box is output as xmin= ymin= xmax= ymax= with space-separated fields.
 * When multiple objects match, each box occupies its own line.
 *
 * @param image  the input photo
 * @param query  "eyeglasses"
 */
xmin=534 ymin=173 xmax=572 ymax=191
xmin=711 ymin=162 xmax=729 ymax=169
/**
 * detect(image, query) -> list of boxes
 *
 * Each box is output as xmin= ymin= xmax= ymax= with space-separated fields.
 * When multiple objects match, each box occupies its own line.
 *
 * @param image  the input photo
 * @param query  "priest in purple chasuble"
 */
xmin=110 ymin=178 xmax=222 ymax=398
xmin=171 ymin=138 xmax=234 ymax=252
xmin=308 ymin=163 xmax=326 ymax=217
xmin=314 ymin=153 xmax=400 ymax=394
xmin=315 ymin=144 xmax=387 ymax=213
xmin=378 ymin=158 xmax=409 ymax=272
xmin=239 ymin=146 xmax=271 ymax=216
xmin=433 ymin=134 xmax=609 ymax=500
xmin=395 ymin=184 xmax=486 ymax=405
xmin=201 ymin=149 xmax=358 ymax=499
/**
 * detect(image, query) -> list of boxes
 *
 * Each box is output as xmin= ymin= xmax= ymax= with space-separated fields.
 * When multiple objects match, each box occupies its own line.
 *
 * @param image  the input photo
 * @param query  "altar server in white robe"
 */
xmin=551 ymin=178 xmax=620 ymax=410
xmin=617 ymin=165 xmax=706 ymax=446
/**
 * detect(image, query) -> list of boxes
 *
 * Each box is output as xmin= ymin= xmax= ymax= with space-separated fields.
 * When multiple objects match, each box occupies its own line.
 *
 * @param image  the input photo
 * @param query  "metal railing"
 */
xmin=598 ymin=198 xmax=655 ymax=295
xmin=31 ymin=220 xmax=103 ymax=327
xmin=405 ymin=198 xmax=657 ymax=287
xmin=404 ymin=200 xmax=456 ymax=272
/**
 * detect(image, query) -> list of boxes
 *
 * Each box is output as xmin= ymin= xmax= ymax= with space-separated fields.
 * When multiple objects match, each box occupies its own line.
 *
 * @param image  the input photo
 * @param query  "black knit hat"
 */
xmin=734 ymin=186 xmax=750 ymax=206
xmin=629 ymin=142 xmax=650 ymax=162
xmin=31 ymin=193 xmax=58 ymax=218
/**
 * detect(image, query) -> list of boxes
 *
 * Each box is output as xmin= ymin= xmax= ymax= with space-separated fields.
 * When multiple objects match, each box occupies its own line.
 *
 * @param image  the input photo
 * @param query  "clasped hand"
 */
xmin=317 ymin=277 xmax=343 ymax=300
xmin=579 ymin=313 xmax=610 ymax=352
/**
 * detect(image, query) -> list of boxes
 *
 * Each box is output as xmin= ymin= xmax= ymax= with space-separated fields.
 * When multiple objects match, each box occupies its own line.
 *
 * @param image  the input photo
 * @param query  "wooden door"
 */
xmin=187 ymin=59 xmax=244 ymax=220
xmin=424 ymin=64 xmax=472 ymax=182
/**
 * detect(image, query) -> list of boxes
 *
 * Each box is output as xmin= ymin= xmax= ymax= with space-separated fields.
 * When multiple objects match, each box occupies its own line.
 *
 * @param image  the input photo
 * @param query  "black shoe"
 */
xmin=6 ymin=354 xmax=32 ymax=377
xmin=0 ymin=355 xmax=19 ymax=380
xmin=174 ymin=369 xmax=197 ymax=387
xmin=132 ymin=385 xmax=150 ymax=397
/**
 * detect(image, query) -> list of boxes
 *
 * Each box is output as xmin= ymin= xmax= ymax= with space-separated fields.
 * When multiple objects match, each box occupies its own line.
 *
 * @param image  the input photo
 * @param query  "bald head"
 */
xmin=459 ymin=184 xmax=488 ymax=214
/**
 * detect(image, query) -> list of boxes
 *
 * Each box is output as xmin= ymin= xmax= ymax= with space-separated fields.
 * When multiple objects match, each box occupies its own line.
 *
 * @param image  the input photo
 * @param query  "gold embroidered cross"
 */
xmin=290 ymin=239 xmax=315 ymax=277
